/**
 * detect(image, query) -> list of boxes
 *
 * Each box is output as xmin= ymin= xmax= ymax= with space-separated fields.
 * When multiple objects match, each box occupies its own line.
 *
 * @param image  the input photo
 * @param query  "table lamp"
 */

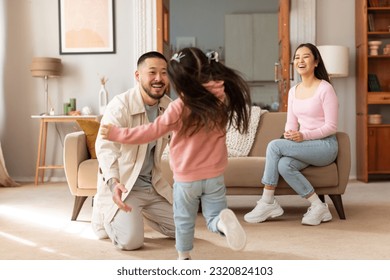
xmin=30 ymin=57 xmax=62 ymax=115
xmin=317 ymin=45 xmax=349 ymax=78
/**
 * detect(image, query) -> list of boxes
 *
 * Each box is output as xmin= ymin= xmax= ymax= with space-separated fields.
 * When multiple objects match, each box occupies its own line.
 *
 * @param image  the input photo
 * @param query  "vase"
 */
xmin=98 ymin=85 xmax=108 ymax=115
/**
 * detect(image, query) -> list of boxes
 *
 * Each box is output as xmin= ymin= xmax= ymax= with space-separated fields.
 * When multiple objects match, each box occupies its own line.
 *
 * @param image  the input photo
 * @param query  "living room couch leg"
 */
xmin=328 ymin=194 xmax=346 ymax=220
xmin=71 ymin=196 xmax=88 ymax=221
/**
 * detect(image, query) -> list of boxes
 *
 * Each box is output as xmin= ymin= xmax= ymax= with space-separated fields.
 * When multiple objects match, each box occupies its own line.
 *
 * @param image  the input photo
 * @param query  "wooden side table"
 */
xmin=31 ymin=115 xmax=99 ymax=185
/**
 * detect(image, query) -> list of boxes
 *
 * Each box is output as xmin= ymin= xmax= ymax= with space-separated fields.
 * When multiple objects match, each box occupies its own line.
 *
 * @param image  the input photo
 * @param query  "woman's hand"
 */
xmin=284 ymin=130 xmax=303 ymax=142
xmin=100 ymin=123 xmax=113 ymax=140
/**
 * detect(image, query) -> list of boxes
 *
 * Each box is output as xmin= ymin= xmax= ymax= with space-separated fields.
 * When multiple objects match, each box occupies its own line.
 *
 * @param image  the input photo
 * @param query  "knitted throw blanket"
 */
xmin=226 ymin=106 xmax=265 ymax=157
xmin=161 ymin=106 xmax=265 ymax=160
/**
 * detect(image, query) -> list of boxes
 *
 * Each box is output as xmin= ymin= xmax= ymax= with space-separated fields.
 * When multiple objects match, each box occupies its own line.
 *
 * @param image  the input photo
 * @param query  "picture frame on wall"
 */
xmin=58 ymin=0 xmax=115 ymax=54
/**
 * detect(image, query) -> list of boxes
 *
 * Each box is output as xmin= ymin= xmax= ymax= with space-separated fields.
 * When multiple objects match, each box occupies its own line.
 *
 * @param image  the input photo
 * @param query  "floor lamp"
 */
xmin=30 ymin=57 xmax=62 ymax=115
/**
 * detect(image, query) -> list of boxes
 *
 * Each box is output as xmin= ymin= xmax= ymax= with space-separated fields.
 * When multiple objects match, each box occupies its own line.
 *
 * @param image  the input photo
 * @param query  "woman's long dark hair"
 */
xmin=294 ymin=43 xmax=331 ymax=83
xmin=168 ymin=47 xmax=251 ymax=136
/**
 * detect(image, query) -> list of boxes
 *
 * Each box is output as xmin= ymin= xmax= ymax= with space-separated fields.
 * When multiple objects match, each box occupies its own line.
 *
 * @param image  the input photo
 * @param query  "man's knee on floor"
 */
xmin=113 ymin=236 xmax=144 ymax=251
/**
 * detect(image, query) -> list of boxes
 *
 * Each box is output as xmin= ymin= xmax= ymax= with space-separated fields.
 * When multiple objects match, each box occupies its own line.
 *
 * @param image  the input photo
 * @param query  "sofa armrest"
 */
xmin=63 ymin=131 xmax=89 ymax=195
xmin=335 ymin=132 xmax=351 ymax=193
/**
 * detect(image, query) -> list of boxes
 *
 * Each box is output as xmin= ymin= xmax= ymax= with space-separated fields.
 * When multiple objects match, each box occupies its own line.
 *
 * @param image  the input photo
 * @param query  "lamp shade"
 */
xmin=30 ymin=57 xmax=62 ymax=77
xmin=317 ymin=45 xmax=349 ymax=78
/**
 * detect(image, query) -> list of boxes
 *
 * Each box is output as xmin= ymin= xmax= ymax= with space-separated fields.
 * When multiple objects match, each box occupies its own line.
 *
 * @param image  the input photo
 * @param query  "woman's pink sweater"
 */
xmin=285 ymin=80 xmax=338 ymax=140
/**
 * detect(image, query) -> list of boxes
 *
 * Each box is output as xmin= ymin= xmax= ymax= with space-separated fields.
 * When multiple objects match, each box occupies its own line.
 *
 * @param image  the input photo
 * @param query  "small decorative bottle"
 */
xmin=99 ymin=76 xmax=109 ymax=115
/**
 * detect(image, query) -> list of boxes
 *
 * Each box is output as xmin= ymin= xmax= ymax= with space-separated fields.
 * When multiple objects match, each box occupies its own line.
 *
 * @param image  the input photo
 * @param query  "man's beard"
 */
xmin=141 ymin=82 xmax=167 ymax=100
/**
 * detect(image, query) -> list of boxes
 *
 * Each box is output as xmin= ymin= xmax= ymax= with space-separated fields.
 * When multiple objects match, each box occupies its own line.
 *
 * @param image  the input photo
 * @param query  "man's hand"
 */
xmin=112 ymin=183 xmax=132 ymax=212
xmin=100 ymin=123 xmax=114 ymax=140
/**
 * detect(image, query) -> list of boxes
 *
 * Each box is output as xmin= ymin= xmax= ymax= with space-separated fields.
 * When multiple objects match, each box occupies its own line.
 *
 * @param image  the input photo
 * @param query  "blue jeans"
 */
xmin=262 ymin=135 xmax=338 ymax=197
xmin=173 ymin=175 xmax=227 ymax=252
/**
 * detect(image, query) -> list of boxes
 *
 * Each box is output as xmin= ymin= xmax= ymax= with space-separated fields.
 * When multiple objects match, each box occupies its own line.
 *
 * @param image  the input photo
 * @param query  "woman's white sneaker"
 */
xmin=244 ymin=200 xmax=284 ymax=223
xmin=301 ymin=203 xmax=332 ymax=226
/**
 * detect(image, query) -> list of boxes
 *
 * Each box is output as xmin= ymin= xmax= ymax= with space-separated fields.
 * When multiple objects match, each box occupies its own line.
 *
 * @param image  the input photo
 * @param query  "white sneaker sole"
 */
xmin=219 ymin=209 xmax=247 ymax=251
xmin=302 ymin=213 xmax=332 ymax=226
xmin=244 ymin=207 xmax=284 ymax=223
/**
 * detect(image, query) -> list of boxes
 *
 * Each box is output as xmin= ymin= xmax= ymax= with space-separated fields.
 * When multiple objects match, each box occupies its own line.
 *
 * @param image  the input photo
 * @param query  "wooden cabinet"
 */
xmin=225 ymin=13 xmax=278 ymax=82
xmin=355 ymin=0 xmax=390 ymax=182
xmin=368 ymin=125 xmax=390 ymax=173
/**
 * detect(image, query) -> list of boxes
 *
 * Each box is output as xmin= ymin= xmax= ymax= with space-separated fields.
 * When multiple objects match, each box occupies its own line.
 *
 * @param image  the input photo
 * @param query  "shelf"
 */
xmin=368 ymin=124 xmax=390 ymax=128
xmin=367 ymin=7 xmax=390 ymax=11
xmin=368 ymin=55 xmax=390 ymax=58
xmin=368 ymin=92 xmax=390 ymax=104
xmin=368 ymin=32 xmax=390 ymax=37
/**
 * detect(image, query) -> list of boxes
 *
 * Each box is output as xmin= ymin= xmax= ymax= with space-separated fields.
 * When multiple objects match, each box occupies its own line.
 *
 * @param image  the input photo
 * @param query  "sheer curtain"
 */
xmin=0 ymin=0 xmax=18 ymax=187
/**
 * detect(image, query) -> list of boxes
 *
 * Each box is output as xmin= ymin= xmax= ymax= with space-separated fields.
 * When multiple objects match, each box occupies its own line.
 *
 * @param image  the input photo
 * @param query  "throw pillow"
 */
xmin=76 ymin=119 xmax=100 ymax=159
xmin=226 ymin=106 xmax=266 ymax=157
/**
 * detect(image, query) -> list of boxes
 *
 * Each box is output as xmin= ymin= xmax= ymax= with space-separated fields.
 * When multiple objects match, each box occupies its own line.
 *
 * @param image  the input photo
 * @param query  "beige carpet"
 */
xmin=0 ymin=180 xmax=390 ymax=260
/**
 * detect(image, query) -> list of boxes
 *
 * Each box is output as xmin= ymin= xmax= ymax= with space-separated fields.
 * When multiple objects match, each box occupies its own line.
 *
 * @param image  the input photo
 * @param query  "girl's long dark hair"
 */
xmin=168 ymin=47 xmax=251 ymax=136
xmin=294 ymin=43 xmax=331 ymax=83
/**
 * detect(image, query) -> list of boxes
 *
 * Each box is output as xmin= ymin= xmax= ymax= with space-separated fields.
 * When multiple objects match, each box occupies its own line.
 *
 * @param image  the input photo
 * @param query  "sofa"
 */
xmin=160 ymin=111 xmax=351 ymax=219
xmin=63 ymin=111 xmax=351 ymax=221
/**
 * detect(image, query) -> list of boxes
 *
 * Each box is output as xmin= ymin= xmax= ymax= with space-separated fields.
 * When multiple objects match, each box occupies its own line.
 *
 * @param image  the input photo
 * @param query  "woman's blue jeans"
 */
xmin=173 ymin=175 xmax=227 ymax=252
xmin=262 ymin=135 xmax=338 ymax=197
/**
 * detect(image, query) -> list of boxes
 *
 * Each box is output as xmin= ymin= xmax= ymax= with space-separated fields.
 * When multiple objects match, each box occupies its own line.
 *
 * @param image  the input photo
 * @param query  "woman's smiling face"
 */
xmin=293 ymin=46 xmax=318 ymax=77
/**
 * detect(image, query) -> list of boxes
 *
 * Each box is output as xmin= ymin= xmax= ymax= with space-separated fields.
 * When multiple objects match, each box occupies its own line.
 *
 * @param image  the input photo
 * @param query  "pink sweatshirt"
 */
xmin=106 ymin=81 xmax=228 ymax=182
xmin=285 ymin=80 xmax=338 ymax=140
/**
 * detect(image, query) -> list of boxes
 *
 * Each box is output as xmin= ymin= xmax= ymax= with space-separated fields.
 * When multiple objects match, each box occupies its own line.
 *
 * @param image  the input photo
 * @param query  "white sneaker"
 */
xmin=219 ymin=209 xmax=247 ymax=251
xmin=244 ymin=200 xmax=284 ymax=223
xmin=301 ymin=203 xmax=332 ymax=226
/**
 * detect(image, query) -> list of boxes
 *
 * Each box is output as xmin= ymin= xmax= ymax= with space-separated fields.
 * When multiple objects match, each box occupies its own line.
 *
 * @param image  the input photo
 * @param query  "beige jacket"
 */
xmin=93 ymin=86 xmax=172 ymax=225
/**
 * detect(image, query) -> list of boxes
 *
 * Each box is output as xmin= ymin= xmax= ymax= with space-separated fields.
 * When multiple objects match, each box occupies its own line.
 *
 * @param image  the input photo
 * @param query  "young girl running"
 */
xmin=101 ymin=47 xmax=252 ymax=260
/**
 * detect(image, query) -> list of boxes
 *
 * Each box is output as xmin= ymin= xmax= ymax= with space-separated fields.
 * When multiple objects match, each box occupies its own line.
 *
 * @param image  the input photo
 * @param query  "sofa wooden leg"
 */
xmin=71 ymin=196 xmax=88 ymax=221
xmin=328 ymin=194 xmax=346 ymax=220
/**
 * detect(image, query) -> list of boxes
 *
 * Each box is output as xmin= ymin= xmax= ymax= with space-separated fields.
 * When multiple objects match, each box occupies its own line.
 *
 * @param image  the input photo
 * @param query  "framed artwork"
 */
xmin=58 ymin=0 xmax=115 ymax=54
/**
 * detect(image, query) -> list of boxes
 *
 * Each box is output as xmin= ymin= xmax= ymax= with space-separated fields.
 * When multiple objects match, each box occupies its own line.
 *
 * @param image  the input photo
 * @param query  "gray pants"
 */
xmin=104 ymin=186 xmax=175 ymax=250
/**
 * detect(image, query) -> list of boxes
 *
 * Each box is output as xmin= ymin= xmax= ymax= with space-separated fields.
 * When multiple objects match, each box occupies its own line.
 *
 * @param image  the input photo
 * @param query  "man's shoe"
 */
xmin=244 ymin=200 xmax=284 ymax=223
xmin=301 ymin=203 xmax=332 ymax=226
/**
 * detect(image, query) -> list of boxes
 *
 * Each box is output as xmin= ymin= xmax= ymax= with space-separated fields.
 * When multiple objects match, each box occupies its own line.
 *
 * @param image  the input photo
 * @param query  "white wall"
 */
xmin=316 ymin=0 xmax=356 ymax=177
xmin=1 ymin=0 xmax=357 ymax=182
xmin=1 ymin=0 xmax=134 ymax=181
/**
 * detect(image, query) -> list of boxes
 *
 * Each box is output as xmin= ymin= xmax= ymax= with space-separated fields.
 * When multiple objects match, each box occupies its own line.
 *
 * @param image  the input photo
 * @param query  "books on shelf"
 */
xmin=368 ymin=74 xmax=382 ymax=92
xmin=368 ymin=14 xmax=375 ymax=31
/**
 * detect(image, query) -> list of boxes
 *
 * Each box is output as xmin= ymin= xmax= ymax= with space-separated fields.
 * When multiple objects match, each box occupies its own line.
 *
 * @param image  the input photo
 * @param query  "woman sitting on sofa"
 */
xmin=244 ymin=43 xmax=338 ymax=226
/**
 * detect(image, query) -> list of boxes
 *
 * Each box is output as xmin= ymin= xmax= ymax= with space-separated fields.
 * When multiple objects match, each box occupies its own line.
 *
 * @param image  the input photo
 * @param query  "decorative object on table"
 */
xmin=30 ymin=57 xmax=62 ymax=115
xmin=69 ymin=98 xmax=76 ymax=111
xmin=81 ymin=106 xmax=93 ymax=115
xmin=317 ymin=45 xmax=349 ymax=78
xmin=368 ymin=41 xmax=382 ymax=56
xmin=99 ymin=76 xmax=109 ymax=115
xmin=63 ymin=102 xmax=70 ymax=115
xmin=68 ymin=110 xmax=81 ymax=116
xmin=58 ymin=0 xmax=115 ymax=54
